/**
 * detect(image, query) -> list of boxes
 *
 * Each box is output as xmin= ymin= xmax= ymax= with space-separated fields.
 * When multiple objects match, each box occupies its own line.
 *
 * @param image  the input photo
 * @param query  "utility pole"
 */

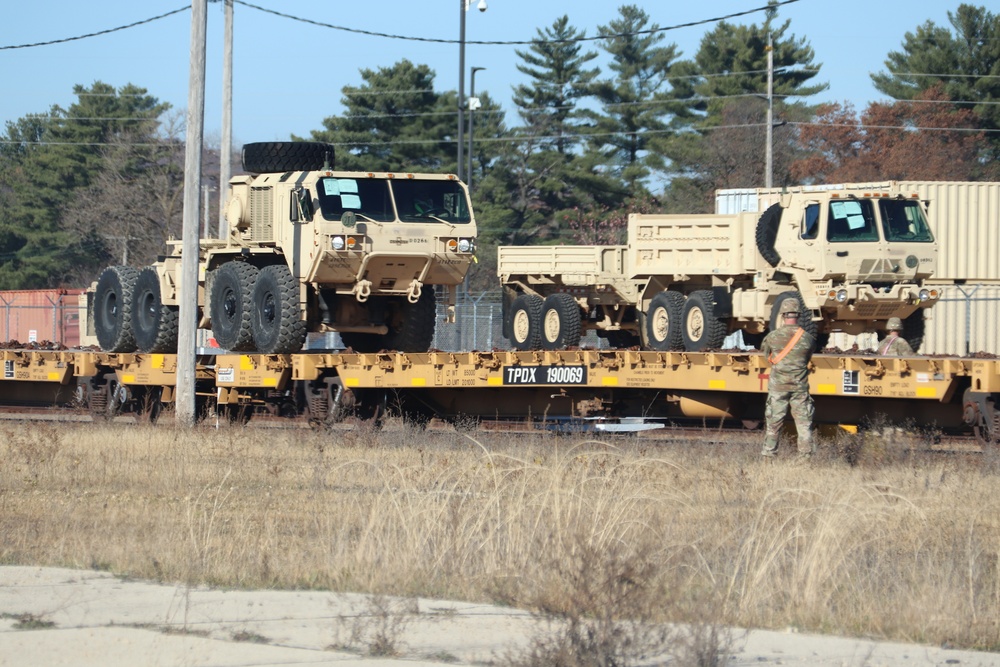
xmin=219 ymin=0 xmax=233 ymax=238
xmin=177 ymin=0 xmax=208 ymax=426
xmin=765 ymin=35 xmax=774 ymax=189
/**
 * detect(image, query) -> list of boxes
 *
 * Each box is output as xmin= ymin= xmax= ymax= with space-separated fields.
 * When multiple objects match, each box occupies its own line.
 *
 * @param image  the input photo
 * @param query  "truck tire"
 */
xmin=681 ymin=290 xmax=728 ymax=351
xmin=94 ymin=266 xmax=139 ymax=352
xmin=241 ymin=141 xmax=334 ymax=174
xmin=251 ymin=264 xmax=307 ymax=354
xmin=645 ymin=290 xmax=685 ymax=351
xmin=755 ymin=203 xmax=783 ymax=267
xmin=540 ymin=293 xmax=581 ymax=350
xmin=902 ymin=310 xmax=925 ymax=353
xmin=131 ymin=267 xmax=179 ymax=353
xmin=383 ymin=290 xmax=437 ymax=352
xmin=769 ymin=291 xmax=819 ymax=343
xmin=509 ymin=294 xmax=543 ymax=351
xmin=210 ymin=262 xmax=259 ymax=351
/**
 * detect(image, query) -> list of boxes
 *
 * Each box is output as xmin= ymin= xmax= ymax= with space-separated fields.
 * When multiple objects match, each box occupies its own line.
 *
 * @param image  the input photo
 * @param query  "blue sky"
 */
xmin=0 ymin=0 xmax=961 ymax=147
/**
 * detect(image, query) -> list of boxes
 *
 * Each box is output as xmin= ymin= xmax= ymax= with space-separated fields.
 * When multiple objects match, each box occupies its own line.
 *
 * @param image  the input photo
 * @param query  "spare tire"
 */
xmin=241 ymin=142 xmax=334 ymax=173
xmin=755 ymin=203 xmax=783 ymax=267
xmin=94 ymin=266 xmax=139 ymax=352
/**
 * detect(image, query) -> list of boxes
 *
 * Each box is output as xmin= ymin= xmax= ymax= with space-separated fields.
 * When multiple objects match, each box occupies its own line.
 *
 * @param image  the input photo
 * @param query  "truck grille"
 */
xmin=250 ymin=187 xmax=273 ymax=242
xmin=855 ymin=303 xmax=902 ymax=318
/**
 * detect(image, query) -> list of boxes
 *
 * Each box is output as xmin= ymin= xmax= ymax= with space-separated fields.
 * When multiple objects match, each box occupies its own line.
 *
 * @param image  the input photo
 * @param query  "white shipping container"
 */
xmin=716 ymin=181 xmax=1000 ymax=282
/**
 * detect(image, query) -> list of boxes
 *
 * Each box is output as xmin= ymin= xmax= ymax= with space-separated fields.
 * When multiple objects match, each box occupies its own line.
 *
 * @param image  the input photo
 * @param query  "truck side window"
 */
xmin=801 ymin=203 xmax=819 ymax=239
xmin=827 ymin=200 xmax=879 ymax=242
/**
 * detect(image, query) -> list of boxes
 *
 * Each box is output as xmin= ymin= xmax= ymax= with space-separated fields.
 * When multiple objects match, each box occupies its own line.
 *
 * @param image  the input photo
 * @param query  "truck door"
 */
xmin=823 ymin=198 xmax=891 ymax=282
xmin=876 ymin=198 xmax=936 ymax=282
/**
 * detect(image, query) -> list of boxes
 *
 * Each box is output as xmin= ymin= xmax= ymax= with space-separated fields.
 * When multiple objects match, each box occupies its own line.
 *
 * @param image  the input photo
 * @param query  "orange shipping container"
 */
xmin=0 ymin=289 xmax=85 ymax=347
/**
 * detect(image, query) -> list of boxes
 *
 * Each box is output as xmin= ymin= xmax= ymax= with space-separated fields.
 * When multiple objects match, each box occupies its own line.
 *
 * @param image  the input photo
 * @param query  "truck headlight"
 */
xmin=836 ymin=289 xmax=848 ymax=302
xmin=919 ymin=289 xmax=939 ymax=302
xmin=332 ymin=236 xmax=345 ymax=250
xmin=458 ymin=238 xmax=473 ymax=253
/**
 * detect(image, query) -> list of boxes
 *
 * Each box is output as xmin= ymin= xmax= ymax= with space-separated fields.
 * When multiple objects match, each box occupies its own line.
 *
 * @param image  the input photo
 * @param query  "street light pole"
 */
xmin=468 ymin=66 xmax=485 ymax=191
xmin=457 ymin=0 xmax=486 ymax=183
xmin=457 ymin=0 xmax=466 ymax=182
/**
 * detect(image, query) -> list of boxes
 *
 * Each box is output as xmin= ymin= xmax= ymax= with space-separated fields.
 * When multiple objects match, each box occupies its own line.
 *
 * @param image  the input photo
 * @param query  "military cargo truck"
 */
xmin=92 ymin=142 xmax=477 ymax=354
xmin=499 ymin=185 xmax=939 ymax=352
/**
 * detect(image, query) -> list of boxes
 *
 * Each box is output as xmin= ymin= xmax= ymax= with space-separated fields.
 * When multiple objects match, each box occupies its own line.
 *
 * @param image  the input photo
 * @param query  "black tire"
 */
xmin=540 ymin=293 xmax=582 ymax=350
xmin=681 ymin=290 xmax=728 ymax=351
xmin=383 ymin=289 xmax=437 ymax=352
xmin=509 ymin=294 xmax=543 ymax=351
xmin=902 ymin=310 xmax=925 ymax=353
xmin=644 ymin=290 xmax=685 ymax=351
xmin=241 ymin=141 xmax=334 ymax=174
xmin=131 ymin=267 xmax=179 ymax=353
xmin=210 ymin=262 xmax=259 ymax=351
xmin=755 ymin=203 xmax=783 ymax=267
xmin=769 ymin=290 xmax=819 ymax=342
xmin=251 ymin=264 xmax=307 ymax=354
xmin=94 ymin=266 xmax=139 ymax=352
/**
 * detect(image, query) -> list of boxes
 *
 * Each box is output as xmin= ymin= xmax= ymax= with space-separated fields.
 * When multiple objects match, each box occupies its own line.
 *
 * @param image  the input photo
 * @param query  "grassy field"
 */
xmin=1 ymin=418 xmax=998 ymax=653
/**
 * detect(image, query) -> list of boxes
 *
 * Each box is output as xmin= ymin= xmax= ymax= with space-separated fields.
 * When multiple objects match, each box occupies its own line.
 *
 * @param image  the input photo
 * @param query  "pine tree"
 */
xmin=587 ymin=5 xmax=683 ymax=194
xmin=511 ymin=15 xmax=599 ymax=156
xmin=306 ymin=60 xmax=456 ymax=173
xmin=0 ymin=82 xmax=169 ymax=288
xmin=659 ymin=8 xmax=825 ymax=210
xmin=870 ymin=4 xmax=1000 ymax=175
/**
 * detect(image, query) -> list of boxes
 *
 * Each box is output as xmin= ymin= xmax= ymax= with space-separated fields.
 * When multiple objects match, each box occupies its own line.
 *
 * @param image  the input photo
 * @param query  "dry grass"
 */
xmin=1 ymin=419 xmax=999 ymax=653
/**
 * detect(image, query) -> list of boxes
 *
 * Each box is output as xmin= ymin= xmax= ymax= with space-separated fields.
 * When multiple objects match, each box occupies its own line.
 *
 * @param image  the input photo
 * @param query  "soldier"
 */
xmin=760 ymin=307 xmax=816 ymax=461
xmin=877 ymin=317 xmax=915 ymax=356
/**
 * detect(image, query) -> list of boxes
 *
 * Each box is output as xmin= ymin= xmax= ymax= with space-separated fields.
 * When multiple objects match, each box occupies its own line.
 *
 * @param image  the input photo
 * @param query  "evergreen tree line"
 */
xmin=1 ymin=4 xmax=997 ymax=291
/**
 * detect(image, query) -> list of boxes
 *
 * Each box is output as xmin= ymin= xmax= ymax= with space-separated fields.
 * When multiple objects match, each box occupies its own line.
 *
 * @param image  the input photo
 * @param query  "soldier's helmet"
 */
xmin=886 ymin=317 xmax=903 ymax=331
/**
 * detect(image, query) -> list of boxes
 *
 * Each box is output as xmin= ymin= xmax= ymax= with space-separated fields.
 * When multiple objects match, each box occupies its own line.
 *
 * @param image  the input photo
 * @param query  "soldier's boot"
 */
xmin=761 ymin=436 xmax=779 ymax=458
xmin=793 ymin=434 xmax=816 ymax=464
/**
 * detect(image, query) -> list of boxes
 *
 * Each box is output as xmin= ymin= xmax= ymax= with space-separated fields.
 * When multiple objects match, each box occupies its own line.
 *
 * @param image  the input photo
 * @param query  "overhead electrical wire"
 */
xmin=233 ymin=0 xmax=802 ymax=45
xmin=0 ymin=7 xmax=189 ymax=50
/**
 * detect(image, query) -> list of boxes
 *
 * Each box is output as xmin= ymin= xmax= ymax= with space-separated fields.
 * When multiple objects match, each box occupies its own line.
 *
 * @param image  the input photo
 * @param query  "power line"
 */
xmin=235 ymin=0 xmax=802 ymax=45
xmin=0 ymin=7 xmax=190 ymax=50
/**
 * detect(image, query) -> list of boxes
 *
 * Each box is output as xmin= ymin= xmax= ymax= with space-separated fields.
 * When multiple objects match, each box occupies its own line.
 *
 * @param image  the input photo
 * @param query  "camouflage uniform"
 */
xmin=877 ymin=334 xmax=914 ymax=356
xmin=760 ymin=321 xmax=816 ymax=458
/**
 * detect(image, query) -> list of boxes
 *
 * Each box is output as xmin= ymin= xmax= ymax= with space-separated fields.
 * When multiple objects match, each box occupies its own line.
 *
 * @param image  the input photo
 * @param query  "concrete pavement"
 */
xmin=1 ymin=566 xmax=998 ymax=666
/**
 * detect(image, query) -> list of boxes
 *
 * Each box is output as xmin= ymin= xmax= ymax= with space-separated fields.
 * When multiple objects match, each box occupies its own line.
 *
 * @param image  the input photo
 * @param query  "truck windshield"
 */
xmin=393 ymin=179 xmax=472 ymax=223
xmin=879 ymin=199 xmax=934 ymax=242
xmin=827 ymin=199 xmax=879 ymax=242
xmin=316 ymin=177 xmax=395 ymax=222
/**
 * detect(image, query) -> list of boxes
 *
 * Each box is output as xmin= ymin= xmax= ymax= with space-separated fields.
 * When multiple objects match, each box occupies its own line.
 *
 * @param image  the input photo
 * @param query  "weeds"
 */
xmin=333 ymin=594 xmax=417 ymax=657
xmin=3 ymin=613 xmax=55 ymax=630
xmin=1 ymin=423 xmax=999 ymax=651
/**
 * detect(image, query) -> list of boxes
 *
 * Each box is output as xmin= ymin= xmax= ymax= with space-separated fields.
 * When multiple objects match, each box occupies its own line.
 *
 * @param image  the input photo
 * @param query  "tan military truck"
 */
xmin=499 ymin=185 xmax=939 ymax=352
xmin=91 ymin=142 xmax=477 ymax=354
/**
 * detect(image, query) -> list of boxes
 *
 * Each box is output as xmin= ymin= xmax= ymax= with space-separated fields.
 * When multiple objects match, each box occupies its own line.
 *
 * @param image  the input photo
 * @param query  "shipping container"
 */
xmin=715 ymin=181 xmax=1000 ymax=282
xmin=0 ymin=289 xmax=85 ymax=347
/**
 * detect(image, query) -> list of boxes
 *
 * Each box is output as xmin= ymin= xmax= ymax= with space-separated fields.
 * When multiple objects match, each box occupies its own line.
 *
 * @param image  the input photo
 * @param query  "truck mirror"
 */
xmin=295 ymin=187 xmax=314 ymax=222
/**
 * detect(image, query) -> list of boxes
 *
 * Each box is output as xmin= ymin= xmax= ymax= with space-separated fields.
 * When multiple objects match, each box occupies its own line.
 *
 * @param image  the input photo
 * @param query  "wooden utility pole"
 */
xmin=177 ymin=0 xmax=208 ymax=426
xmin=219 ymin=0 xmax=233 ymax=238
